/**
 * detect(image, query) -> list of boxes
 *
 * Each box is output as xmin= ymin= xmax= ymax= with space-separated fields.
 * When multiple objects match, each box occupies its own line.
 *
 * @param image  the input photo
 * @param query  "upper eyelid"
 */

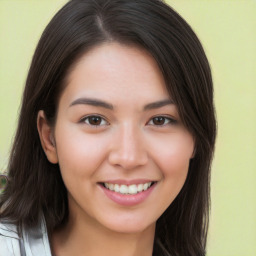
xmin=147 ymin=116 xmax=177 ymax=124
xmin=148 ymin=114 xmax=177 ymax=121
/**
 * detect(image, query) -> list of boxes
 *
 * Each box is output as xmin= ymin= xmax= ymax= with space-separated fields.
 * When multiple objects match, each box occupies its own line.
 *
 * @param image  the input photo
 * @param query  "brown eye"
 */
xmin=81 ymin=115 xmax=108 ymax=126
xmin=88 ymin=116 xmax=102 ymax=125
xmin=152 ymin=117 xmax=166 ymax=125
xmin=148 ymin=116 xmax=177 ymax=126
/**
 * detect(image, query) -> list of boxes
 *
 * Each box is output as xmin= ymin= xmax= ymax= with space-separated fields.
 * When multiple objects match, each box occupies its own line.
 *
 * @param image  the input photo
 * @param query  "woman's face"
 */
xmin=40 ymin=43 xmax=194 ymax=234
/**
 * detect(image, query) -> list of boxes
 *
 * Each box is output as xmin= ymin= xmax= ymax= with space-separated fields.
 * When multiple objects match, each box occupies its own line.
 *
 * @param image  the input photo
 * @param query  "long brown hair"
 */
xmin=0 ymin=1 xmax=216 ymax=255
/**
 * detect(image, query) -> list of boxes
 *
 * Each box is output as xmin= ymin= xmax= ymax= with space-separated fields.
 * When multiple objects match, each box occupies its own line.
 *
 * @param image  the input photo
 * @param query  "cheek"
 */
xmin=141 ymin=132 xmax=194 ymax=217
xmin=149 ymin=132 xmax=194 ymax=178
xmin=54 ymin=126 xmax=110 ymax=177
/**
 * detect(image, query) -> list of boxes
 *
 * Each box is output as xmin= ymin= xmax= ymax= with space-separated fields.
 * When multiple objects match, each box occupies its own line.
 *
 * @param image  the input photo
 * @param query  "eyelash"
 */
xmin=79 ymin=115 xmax=177 ymax=128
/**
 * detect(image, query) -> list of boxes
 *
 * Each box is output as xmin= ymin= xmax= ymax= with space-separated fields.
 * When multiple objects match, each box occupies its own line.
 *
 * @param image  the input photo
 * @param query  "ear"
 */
xmin=37 ymin=110 xmax=58 ymax=164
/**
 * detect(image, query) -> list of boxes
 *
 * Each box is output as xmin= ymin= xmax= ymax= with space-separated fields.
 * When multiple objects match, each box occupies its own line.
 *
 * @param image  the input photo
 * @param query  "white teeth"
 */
xmin=137 ymin=184 xmax=143 ymax=192
xmin=120 ymin=185 xmax=128 ymax=194
xmin=143 ymin=183 xmax=149 ymax=191
xmin=109 ymin=183 xmax=114 ymax=191
xmin=128 ymin=185 xmax=137 ymax=194
xmin=114 ymin=184 xmax=119 ymax=192
xmin=104 ymin=182 xmax=153 ymax=195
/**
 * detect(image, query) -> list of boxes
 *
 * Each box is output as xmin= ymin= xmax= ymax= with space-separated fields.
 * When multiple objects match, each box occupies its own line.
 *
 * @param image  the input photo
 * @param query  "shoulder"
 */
xmin=0 ymin=221 xmax=21 ymax=256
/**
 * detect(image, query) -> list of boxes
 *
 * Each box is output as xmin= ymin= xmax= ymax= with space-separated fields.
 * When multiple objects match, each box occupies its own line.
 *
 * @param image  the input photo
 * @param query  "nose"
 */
xmin=108 ymin=123 xmax=148 ymax=170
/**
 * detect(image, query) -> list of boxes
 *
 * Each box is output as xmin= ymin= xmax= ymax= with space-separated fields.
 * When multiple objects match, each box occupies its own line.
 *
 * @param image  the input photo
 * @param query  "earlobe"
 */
xmin=37 ymin=110 xmax=58 ymax=164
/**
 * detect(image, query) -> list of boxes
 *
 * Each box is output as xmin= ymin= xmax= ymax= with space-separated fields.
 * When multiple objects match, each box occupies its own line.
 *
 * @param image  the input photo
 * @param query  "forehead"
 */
xmin=60 ymin=42 xmax=170 ymax=107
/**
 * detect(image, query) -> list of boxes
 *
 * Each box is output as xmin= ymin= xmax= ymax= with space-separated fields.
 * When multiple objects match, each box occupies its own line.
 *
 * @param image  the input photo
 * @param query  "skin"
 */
xmin=37 ymin=43 xmax=194 ymax=256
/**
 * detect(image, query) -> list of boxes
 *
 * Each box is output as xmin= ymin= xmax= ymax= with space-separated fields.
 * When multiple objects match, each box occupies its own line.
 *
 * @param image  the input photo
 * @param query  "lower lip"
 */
xmin=100 ymin=183 xmax=156 ymax=206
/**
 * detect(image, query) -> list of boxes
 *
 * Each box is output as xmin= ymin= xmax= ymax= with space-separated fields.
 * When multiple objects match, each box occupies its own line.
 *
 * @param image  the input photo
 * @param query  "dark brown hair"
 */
xmin=0 ymin=0 xmax=216 ymax=255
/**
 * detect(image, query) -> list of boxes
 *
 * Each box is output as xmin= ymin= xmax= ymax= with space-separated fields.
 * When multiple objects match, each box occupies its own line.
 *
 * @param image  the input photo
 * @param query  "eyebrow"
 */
xmin=143 ymin=99 xmax=174 ymax=110
xmin=70 ymin=98 xmax=114 ymax=110
xmin=69 ymin=97 xmax=173 ymax=110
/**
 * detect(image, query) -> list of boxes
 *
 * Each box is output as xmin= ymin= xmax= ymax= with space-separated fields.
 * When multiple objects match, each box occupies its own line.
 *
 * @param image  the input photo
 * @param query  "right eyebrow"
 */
xmin=143 ymin=99 xmax=174 ymax=111
xmin=69 ymin=97 xmax=114 ymax=110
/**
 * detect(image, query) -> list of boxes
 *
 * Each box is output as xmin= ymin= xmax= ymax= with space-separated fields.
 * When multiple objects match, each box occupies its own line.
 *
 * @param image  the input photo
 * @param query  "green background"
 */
xmin=0 ymin=1 xmax=255 ymax=255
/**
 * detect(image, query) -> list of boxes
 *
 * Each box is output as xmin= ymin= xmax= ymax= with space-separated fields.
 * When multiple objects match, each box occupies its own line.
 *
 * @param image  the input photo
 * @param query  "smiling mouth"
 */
xmin=101 ymin=182 xmax=156 ymax=195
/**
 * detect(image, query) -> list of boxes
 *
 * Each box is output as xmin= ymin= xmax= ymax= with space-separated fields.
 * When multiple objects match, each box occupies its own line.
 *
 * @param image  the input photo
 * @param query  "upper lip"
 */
xmin=99 ymin=179 xmax=156 ymax=185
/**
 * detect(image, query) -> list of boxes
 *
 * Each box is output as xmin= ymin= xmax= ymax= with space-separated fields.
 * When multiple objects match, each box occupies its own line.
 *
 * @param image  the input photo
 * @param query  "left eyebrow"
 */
xmin=143 ymin=99 xmax=174 ymax=111
xmin=69 ymin=97 xmax=114 ymax=110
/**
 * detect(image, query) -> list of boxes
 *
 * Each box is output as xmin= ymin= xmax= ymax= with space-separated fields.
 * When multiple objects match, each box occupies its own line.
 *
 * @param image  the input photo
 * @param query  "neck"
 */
xmin=51 ymin=210 xmax=155 ymax=256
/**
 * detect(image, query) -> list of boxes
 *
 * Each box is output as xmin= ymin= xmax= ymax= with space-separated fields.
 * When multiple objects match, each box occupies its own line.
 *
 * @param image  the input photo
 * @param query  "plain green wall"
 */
xmin=0 ymin=1 xmax=255 ymax=255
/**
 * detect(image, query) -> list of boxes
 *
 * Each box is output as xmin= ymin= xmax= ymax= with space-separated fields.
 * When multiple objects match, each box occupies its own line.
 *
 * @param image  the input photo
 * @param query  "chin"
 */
xmin=101 ymin=216 xmax=156 ymax=234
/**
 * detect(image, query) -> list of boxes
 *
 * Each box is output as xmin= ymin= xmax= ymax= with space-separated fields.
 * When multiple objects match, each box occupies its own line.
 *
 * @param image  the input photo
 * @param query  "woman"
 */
xmin=0 ymin=0 xmax=216 ymax=255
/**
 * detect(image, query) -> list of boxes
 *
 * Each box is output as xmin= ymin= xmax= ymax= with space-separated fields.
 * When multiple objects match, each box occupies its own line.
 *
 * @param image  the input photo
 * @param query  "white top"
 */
xmin=0 ymin=219 xmax=52 ymax=256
